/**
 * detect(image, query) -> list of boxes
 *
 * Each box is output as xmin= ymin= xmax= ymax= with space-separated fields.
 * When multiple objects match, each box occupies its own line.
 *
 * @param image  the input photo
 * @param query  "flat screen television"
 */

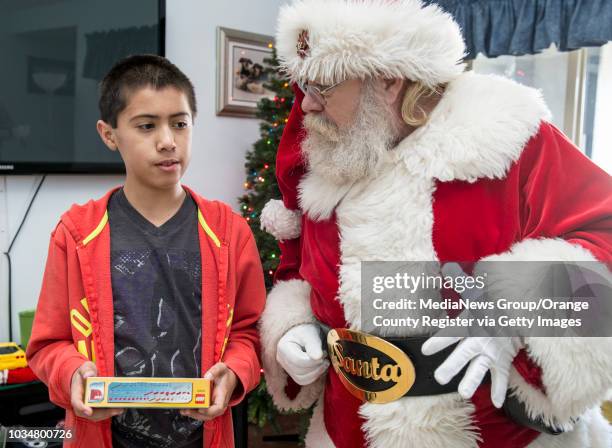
xmin=0 ymin=0 xmax=165 ymax=174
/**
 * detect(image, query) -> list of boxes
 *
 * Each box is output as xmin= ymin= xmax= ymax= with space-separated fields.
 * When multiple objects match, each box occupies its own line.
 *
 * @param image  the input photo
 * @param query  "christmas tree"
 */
xmin=240 ymin=48 xmax=305 ymax=435
xmin=239 ymin=47 xmax=294 ymax=290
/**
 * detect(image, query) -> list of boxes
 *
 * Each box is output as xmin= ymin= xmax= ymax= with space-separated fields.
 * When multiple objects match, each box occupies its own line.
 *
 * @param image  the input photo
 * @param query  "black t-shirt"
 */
xmin=108 ymin=189 xmax=203 ymax=448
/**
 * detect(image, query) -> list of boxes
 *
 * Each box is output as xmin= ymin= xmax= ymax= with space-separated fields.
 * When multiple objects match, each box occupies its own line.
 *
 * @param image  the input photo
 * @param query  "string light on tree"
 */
xmin=238 ymin=47 xmax=309 ymax=433
xmin=239 ymin=47 xmax=293 ymax=289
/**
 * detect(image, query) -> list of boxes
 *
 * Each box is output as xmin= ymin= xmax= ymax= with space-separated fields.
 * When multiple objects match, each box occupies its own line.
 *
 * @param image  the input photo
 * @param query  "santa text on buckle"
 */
xmin=327 ymin=328 xmax=415 ymax=404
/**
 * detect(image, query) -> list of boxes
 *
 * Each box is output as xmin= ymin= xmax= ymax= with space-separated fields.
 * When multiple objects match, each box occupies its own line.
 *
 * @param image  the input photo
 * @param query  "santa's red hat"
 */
xmin=276 ymin=0 xmax=466 ymax=87
xmin=260 ymin=85 xmax=306 ymax=241
xmin=262 ymin=0 xmax=467 ymax=239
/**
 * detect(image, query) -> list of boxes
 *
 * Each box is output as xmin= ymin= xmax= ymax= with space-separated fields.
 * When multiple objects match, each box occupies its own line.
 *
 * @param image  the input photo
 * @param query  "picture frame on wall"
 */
xmin=216 ymin=27 xmax=275 ymax=118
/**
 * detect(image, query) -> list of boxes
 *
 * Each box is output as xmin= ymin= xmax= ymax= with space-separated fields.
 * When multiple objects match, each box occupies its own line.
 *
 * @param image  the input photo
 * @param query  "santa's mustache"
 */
xmin=303 ymin=113 xmax=342 ymax=143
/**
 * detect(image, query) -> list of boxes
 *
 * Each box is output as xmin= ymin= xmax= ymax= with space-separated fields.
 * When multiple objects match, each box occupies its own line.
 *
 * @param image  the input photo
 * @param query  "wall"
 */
xmin=168 ymin=1 xmax=287 ymax=203
xmin=592 ymin=43 xmax=612 ymax=174
xmin=0 ymin=0 xmax=288 ymax=343
xmin=0 ymin=175 xmax=122 ymax=342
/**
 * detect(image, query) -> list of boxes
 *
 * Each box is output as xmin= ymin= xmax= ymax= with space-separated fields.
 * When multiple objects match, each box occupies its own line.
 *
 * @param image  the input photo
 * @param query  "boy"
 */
xmin=26 ymin=55 xmax=265 ymax=448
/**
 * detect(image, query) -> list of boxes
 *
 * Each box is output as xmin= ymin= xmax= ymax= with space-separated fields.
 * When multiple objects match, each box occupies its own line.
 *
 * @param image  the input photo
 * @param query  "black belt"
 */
xmin=318 ymin=321 xmax=564 ymax=435
xmin=318 ymin=321 xmax=471 ymax=398
xmin=381 ymin=335 xmax=472 ymax=396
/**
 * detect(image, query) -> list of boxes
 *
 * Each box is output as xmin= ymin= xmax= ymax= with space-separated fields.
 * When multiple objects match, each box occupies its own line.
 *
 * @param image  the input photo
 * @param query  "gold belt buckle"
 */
xmin=327 ymin=328 xmax=416 ymax=404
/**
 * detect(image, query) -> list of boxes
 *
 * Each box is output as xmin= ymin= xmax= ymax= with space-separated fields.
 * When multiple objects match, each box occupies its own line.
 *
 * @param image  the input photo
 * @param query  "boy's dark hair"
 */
xmin=99 ymin=54 xmax=197 ymax=128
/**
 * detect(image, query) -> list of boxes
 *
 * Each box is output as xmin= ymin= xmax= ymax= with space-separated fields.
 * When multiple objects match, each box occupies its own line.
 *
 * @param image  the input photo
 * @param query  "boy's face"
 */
xmin=97 ymin=86 xmax=193 ymax=191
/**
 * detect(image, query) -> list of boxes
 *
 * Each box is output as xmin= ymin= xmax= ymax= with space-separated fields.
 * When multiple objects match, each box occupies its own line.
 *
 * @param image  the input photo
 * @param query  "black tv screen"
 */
xmin=0 ymin=0 xmax=165 ymax=174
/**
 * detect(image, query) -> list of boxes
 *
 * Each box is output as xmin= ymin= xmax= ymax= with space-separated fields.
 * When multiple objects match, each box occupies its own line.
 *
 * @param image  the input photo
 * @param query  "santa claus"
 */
xmin=258 ymin=0 xmax=612 ymax=447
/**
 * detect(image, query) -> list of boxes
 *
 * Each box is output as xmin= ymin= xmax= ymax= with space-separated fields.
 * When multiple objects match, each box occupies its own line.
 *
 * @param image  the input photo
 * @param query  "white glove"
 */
xmin=422 ymin=335 xmax=522 ymax=408
xmin=421 ymin=262 xmax=522 ymax=408
xmin=276 ymin=323 xmax=330 ymax=386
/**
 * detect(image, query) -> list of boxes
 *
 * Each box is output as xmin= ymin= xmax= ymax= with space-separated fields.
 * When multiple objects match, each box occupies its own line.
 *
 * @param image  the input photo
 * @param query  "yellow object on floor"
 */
xmin=0 ymin=342 xmax=28 ymax=370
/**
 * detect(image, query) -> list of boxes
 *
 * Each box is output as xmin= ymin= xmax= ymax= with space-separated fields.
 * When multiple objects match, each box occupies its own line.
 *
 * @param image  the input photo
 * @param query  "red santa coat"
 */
xmin=259 ymin=72 xmax=612 ymax=448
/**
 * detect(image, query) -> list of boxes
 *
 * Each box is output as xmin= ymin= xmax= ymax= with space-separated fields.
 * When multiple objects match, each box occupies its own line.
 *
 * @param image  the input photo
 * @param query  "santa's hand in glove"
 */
xmin=422 ymin=335 xmax=522 ymax=408
xmin=421 ymin=263 xmax=523 ymax=408
xmin=277 ymin=323 xmax=330 ymax=386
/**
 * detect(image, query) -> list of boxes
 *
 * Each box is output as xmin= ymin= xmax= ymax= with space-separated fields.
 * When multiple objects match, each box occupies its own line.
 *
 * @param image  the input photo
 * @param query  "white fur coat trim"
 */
xmin=260 ymin=199 xmax=302 ymax=241
xmin=332 ymin=155 xmax=483 ymax=446
xmin=304 ymin=395 xmax=335 ymax=448
xmin=276 ymin=0 xmax=466 ymax=87
xmin=396 ymin=71 xmax=551 ymax=183
xmin=478 ymin=238 xmax=612 ymax=431
xmin=298 ymin=170 xmax=610 ymax=445
xmin=360 ymin=394 xmax=480 ymax=448
xmin=298 ymin=72 xmax=551 ymax=221
xmin=259 ymin=279 xmax=324 ymax=410
xmin=298 ymin=171 xmax=354 ymax=221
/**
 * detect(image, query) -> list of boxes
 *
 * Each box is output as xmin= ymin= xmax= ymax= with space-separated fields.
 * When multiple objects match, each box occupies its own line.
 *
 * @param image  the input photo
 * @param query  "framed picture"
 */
xmin=216 ymin=27 xmax=275 ymax=118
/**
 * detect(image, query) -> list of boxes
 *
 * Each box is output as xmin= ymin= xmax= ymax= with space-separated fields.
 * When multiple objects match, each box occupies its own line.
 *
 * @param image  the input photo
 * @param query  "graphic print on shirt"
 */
xmin=111 ymin=248 xmax=203 ymax=448
xmin=113 ymin=249 xmax=202 ymax=378
xmin=108 ymin=189 xmax=204 ymax=448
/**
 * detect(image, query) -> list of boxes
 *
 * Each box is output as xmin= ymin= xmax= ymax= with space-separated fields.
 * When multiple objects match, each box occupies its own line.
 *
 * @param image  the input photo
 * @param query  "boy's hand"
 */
xmin=70 ymin=361 xmax=124 ymax=421
xmin=180 ymin=363 xmax=238 ymax=422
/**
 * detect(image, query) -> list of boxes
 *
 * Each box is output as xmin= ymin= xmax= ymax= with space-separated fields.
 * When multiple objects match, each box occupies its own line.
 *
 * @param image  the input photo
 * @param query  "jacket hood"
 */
xmin=59 ymin=185 xmax=229 ymax=247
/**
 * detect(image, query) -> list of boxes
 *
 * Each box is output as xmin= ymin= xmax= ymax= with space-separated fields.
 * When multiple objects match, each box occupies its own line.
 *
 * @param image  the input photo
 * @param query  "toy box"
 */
xmin=84 ymin=377 xmax=211 ymax=408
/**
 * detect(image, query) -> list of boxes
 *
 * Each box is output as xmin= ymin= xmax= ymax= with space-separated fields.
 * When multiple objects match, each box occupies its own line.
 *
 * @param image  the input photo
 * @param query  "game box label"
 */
xmin=84 ymin=377 xmax=211 ymax=408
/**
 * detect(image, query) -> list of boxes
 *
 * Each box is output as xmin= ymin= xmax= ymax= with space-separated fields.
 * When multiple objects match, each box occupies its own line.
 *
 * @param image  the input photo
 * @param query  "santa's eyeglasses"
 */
xmin=297 ymin=80 xmax=346 ymax=106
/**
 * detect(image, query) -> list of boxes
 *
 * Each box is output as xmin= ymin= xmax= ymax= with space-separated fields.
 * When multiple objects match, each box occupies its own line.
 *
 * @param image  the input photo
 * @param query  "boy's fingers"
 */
xmin=71 ymin=380 xmax=91 ymax=416
xmin=188 ymin=403 xmax=225 ymax=421
xmin=71 ymin=361 xmax=98 ymax=418
xmin=179 ymin=409 xmax=199 ymax=420
xmin=72 ymin=402 xmax=92 ymax=418
xmin=79 ymin=361 xmax=98 ymax=377
xmin=182 ymin=363 xmax=234 ymax=421
xmin=202 ymin=403 xmax=225 ymax=419
xmin=203 ymin=363 xmax=226 ymax=381
xmin=76 ymin=361 xmax=98 ymax=386
xmin=215 ymin=373 xmax=235 ymax=408
xmin=180 ymin=380 xmax=229 ymax=421
xmin=71 ymin=380 xmax=84 ymax=404
xmin=73 ymin=407 xmax=90 ymax=418
xmin=206 ymin=386 xmax=227 ymax=417
xmin=181 ymin=408 xmax=218 ymax=421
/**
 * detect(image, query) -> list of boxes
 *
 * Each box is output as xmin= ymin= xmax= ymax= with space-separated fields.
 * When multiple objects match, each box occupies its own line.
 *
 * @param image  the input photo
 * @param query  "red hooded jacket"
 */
xmin=26 ymin=186 xmax=265 ymax=448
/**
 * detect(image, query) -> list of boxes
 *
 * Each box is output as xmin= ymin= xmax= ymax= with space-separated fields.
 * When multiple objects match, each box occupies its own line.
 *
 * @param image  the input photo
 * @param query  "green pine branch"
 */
xmin=240 ymin=48 xmax=312 ymax=445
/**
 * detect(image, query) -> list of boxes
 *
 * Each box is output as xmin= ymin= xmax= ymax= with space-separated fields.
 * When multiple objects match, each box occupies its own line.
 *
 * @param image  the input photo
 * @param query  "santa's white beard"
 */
xmin=302 ymin=86 xmax=399 ymax=185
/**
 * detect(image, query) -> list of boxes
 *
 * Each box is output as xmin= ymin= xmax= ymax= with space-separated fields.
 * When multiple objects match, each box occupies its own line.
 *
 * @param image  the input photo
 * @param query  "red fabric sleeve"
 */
xmin=224 ymin=218 xmax=266 ymax=406
xmin=25 ymin=226 xmax=88 ymax=410
xmin=520 ymin=122 xmax=612 ymax=263
xmin=512 ymin=121 xmax=612 ymax=388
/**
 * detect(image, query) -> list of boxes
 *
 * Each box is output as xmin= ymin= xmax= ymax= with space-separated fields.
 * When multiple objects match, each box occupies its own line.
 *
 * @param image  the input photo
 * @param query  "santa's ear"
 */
xmin=380 ymin=78 xmax=406 ymax=106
